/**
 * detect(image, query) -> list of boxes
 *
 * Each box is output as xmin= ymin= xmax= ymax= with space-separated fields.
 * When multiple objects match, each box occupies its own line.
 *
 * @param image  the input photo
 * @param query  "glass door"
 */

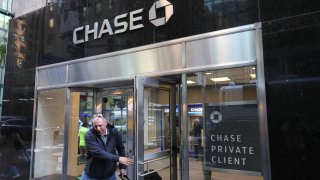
xmin=96 ymin=89 xmax=135 ymax=179
xmin=66 ymin=88 xmax=134 ymax=179
xmin=33 ymin=88 xmax=67 ymax=179
xmin=136 ymin=77 xmax=178 ymax=180
xmin=67 ymin=89 xmax=95 ymax=179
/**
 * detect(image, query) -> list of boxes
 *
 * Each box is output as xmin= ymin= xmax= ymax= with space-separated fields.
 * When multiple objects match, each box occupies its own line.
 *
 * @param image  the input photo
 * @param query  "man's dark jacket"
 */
xmin=84 ymin=124 xmax=126 ymax=178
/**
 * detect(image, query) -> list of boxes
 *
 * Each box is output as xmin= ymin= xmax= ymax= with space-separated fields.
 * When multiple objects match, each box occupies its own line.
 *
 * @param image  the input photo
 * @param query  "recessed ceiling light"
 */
xmin=250 ymin=74 xmax=256 ymax=78
xmin=187 ymin=80 xmax=196 ymax=84
xmin=210 ymin=77 xmax=231 ymax=82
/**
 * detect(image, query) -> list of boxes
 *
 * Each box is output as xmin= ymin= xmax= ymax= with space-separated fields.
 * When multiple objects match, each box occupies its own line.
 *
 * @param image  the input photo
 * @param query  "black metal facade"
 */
xmin=2 ymin=0 xmax=320 ymax=179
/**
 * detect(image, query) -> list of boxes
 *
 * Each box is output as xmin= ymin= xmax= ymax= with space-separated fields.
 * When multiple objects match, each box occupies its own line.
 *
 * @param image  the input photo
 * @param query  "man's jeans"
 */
xmin=81 ymin=171 xmax=116 ymax=180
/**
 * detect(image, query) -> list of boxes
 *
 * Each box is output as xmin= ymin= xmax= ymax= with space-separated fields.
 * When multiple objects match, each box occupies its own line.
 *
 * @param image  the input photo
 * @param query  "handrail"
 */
xmin=138 ymin=155 xmax=170 ymax=165
xmin=138 ymin=165 xmax=171 ymax=177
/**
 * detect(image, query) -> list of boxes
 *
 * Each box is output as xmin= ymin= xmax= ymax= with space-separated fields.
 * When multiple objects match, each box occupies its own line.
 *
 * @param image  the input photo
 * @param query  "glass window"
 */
xmin=66 ymin=88 xmax=133 ymax=179
xmin=33 ymin=89 xmax=66 ymax=179
xmin=16 ymin=57 xmax=23 ymax=68
xmin=67 ymin=90 xmax=94 ymax=178
xmin=4 ymin=15 xmax=10 ymax=29
xmin=101 ymin=92 xmax=128 ymax=146
xmin=49 ymin=18 xmax=54 ymax=28
xmin=95 ymin=2 xmax=102 ymax=15
xmin=21 ymin=23 xmax=26 ymax=31
xmin=0 ymin=0 xmax=12 ymax=10
xmin=187 ymin=66 xmax=263 ymax=180
xmin=20 ymin=35 xmax=25 ymax=42
xmin=20 ymin=46 xmax=26 ymax=53
xmin=108 ymin=0 xmax=113 ymax=9
xmin=0 ymin=16 xmax=3 ymax=29
xmin=141 ymin=87 xmax=172 ymax=179
xmin=143 ymin=88 xmax=170 ymax=152
xmin=12 ymin=32 xmax=17 ymax=39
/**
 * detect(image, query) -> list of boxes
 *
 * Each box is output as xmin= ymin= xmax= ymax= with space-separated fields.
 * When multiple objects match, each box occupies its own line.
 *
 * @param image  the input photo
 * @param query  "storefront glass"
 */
xmin=67 ymin=89 xmax=94 ymax=178
xmin=187 ymin=66 xmax=263 ymax=180
xmin=33 ymin=88 xmax=66 ymax=179
xmin=141 ymin=87 xmax=172 ymax=179
xmin=66 ymin=88 xmax=134 ymax=179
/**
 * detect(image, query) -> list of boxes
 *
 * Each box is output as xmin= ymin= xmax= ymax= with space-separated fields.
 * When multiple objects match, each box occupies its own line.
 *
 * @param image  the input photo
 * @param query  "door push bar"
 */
xmin=138 ymin=155 xmax=170 ymax=165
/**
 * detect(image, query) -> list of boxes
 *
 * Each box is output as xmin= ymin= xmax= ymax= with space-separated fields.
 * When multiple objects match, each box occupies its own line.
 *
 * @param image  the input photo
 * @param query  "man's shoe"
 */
xmin=12 ymin=173 xmax=21 ymax=179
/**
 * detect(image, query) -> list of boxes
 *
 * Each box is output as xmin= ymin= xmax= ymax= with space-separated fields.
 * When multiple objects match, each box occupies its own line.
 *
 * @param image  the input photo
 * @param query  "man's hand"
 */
xmin=119 ymin=157 xmax=133 ymax=166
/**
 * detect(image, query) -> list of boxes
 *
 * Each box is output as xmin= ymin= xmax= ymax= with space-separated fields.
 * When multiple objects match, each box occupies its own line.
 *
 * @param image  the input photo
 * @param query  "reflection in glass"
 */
xmin=187 ymin=66 xmax=263 ymax=180
xmin=101 ymin=93 xmax=128 ymax=147
xmin=77 ymin=91 xmax=94 ymax=164
xmin=141 ymin=87 xmax=171 ymax=179
xmin=144 ymin=88 xmax=170 ymax=153
xmin=33 ymin=89 xmax=66 ymax=179
xmin=67 ymin=90 xmax=94 ymax=178
xmin=98 ymin=89 xmax=134 ymax=179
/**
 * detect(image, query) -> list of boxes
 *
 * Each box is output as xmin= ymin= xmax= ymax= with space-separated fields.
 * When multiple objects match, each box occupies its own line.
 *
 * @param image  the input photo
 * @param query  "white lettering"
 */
xmin=211 ymin=156 xmax=216 ymax=163
xmin=190 ymin=107 xmax=202 ymax=112
xmin=130 ymin=8 xmax=144 ymax=30
xmin=237 ymin=135 xmax=242 ymax=142
xmin=236 ymin=146 xmax=242 ymax=153
xmin=211 ymin=135 xmax=215 ymax=141
xmin=211 ymin=145 xmax=216 ymax=152
xmin=98 ymin=19 xmax=114 ymax=38
xmin=72 ymin=2 xmax=174 ymax=44
xmin=114 ymin=13 xmax=128 ymax=34
xmin=210 ymin=134 xmax=242 ymax=142
xmin=217 ymin=135 xmax=223 ymax=141
xmin=85 ymin=22 xmax=98 ymax=42
xmin=234 ymin=157 xmax=240 ymax=165
xmin=210 ymin=145 xmax=255 ymax=155
xmin=73 ymin=26 xmax=84 ymax=44
xmin=211 ymin=156 xmax=247 ymax=166
xmin=228 ymin=146 xmax=234 ymax=153
xmin=249 ymin=147 xmax=254 ymax=154
xmin=72 ymin=9 xmax=143 ymax=44
xmin=230 ymin=134 xmax=235 ymax=142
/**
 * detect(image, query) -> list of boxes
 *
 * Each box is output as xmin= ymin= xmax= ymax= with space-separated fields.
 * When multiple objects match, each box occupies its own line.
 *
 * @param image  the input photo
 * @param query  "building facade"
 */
xmin=1 ymin=0 xmax=320 ymax=180
xmin=0 ymin=0 xmax=12 ymax=117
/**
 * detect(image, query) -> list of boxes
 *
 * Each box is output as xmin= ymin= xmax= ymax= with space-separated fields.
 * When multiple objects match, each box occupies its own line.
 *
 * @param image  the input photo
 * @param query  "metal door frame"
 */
xmin=135 ymin=76 xmax=177 ymax=180
xmin=62 ymin=87 xmax=135 ymax=179
xmin=95 ymin=88 xmax=135 ymax=179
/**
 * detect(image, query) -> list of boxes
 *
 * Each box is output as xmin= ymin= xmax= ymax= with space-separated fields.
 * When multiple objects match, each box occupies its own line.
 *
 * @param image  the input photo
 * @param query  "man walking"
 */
xmin=81 ymin=115 xmax=133 ymax=180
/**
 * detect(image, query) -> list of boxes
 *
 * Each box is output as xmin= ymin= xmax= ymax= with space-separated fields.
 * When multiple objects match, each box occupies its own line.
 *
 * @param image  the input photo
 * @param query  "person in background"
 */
xmin=193 ymin=119 xmax=202 ymax=160
xmin=0 ymin=126 xmax=26 ymax=179
xmin=81 ymin=115 xmax=133 ymax=180
xmin=78 ymin=121 xmax=89 ymax=163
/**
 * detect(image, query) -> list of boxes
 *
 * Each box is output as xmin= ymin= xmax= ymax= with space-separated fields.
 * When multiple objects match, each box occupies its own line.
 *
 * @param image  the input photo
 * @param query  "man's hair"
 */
xmin=91 ymin=114 xmax=107 ymax=123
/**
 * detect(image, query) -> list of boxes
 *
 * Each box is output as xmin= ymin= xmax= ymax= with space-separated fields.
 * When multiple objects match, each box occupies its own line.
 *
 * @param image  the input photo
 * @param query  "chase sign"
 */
xmin=73 ymin=0 xmax=173 ymax=44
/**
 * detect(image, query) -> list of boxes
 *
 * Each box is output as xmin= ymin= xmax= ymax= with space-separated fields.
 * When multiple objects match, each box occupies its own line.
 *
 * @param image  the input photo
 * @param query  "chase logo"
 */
xmin=210 ymin=111 xmax=222 ymax=124
xmin=73 ymin=0 xmax=174 ymax=44
xmin=149 ymin=0 xmax=174 ymax=27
